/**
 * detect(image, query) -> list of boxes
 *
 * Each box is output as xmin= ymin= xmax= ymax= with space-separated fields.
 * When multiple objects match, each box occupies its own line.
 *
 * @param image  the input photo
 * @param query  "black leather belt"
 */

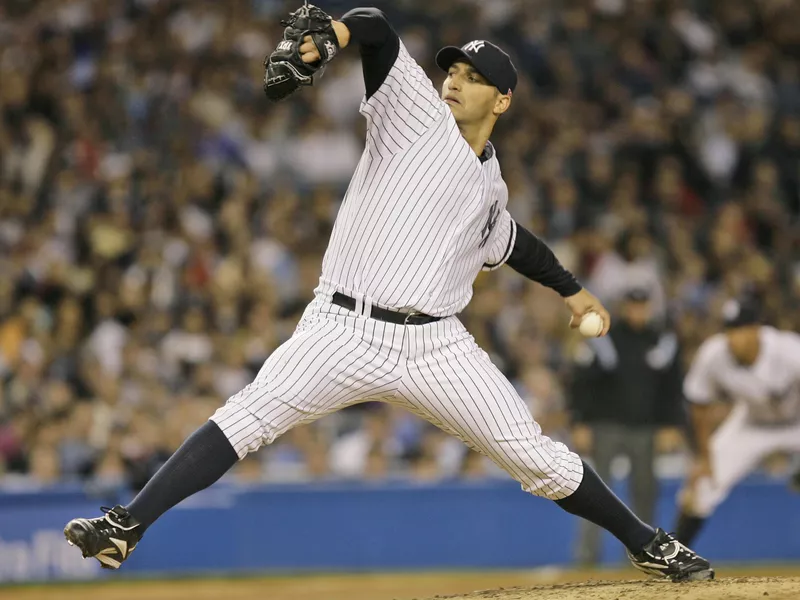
xmin=332 ymin=292 xmax=441 ymax=325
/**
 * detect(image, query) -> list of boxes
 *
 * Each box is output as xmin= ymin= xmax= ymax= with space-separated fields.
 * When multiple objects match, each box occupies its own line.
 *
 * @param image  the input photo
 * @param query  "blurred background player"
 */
xmin=675 ymin=297 xmax=800 ymax=546
xmin=569 ymin=287 xmax=684 ymax=566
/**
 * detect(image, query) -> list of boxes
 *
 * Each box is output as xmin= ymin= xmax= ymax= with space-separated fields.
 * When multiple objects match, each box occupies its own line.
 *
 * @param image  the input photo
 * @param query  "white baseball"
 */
xmin=578 ymin=311 xmax=604 ymax=337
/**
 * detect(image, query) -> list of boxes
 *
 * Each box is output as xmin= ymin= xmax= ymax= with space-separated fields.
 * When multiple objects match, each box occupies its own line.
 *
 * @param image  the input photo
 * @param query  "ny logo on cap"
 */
xmin=463 ymin=40 xmax=486 ymax=53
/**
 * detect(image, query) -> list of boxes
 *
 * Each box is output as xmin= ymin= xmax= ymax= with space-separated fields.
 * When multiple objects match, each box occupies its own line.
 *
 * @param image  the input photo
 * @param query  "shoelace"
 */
xmin=658 ymin=533 xmax=698 ymax=558
xmin=99 ymin=506 xmax=129 ymax=528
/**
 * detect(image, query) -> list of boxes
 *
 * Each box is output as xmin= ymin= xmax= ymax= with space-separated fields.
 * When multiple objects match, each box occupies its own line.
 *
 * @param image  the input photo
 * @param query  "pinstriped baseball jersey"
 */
xmin=211 ymin=27 xmax=584 ymax=501
xmin=317 ymin=41 xmax=517 ymax=317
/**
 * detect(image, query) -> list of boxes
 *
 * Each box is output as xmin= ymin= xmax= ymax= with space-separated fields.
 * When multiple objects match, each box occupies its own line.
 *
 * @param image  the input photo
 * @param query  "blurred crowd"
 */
xmin=0 ymin=0 xmax=798 ymax=490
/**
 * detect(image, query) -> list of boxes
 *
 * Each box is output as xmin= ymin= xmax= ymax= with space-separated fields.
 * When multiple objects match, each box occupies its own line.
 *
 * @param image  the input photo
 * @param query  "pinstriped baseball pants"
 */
xmin=211 ymin=297 xmax=584 ymax=499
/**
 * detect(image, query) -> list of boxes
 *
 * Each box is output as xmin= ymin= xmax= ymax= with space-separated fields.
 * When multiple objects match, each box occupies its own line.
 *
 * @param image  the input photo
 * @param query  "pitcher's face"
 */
xmin=442 ymin=61 xmax=510 ymax=125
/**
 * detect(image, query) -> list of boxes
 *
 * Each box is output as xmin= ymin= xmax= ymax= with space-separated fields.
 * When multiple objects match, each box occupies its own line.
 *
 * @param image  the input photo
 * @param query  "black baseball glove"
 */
xmin=263 ymin=3 xmax=340 ymax=102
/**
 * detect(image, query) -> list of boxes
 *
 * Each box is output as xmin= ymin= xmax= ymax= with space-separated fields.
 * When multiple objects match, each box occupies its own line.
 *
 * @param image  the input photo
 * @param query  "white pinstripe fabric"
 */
xmin=211 ymin=299 xmax=405 ymax=456
xmin=316 ymin=41 xmax=517 ymax=317
xmin=398 ymin=318 xmax=583 ymax=499
xmin=212 ymin=35 xmax=583 ymax=499
xmin=211 ymin=299 xmax=583 ymax=499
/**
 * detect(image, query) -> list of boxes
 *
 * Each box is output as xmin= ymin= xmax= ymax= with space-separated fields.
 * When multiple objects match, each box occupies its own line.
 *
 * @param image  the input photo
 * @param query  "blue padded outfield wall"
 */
xmin=0 ymin=477 xmax=798 ymax=582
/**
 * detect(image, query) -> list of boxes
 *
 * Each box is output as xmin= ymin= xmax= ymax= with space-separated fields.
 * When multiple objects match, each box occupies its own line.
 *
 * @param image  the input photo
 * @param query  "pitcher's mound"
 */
xmin=431 ymin=576 xmax=800 ymax=600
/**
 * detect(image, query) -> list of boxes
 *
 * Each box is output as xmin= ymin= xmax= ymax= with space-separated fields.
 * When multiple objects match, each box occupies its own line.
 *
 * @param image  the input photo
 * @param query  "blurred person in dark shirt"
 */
xmin=569 ymin=287 xmax=684 ymax=565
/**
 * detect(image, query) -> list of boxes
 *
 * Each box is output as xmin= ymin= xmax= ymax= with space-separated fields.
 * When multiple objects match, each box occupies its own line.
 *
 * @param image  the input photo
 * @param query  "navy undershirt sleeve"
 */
xmin=340 ymin=8 xmax=401 ymax=99
xmin=507 ymin=221 xmax=582 ymax=297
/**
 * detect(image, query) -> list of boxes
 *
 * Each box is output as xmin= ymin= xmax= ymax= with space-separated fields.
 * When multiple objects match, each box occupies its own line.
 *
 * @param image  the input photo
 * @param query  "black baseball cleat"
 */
xmin=627 ymin=528 xmax=714 ymax=582
xmin=64 ymin=505 xmax=142 ymax=570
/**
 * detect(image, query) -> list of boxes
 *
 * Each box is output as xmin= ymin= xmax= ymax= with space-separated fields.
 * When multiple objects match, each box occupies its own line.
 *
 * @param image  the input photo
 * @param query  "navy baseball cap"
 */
xmin=435 ymin=40 xmax=518 ymax=96
xmin=721 ymin=297 xmax=761 ymax=329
